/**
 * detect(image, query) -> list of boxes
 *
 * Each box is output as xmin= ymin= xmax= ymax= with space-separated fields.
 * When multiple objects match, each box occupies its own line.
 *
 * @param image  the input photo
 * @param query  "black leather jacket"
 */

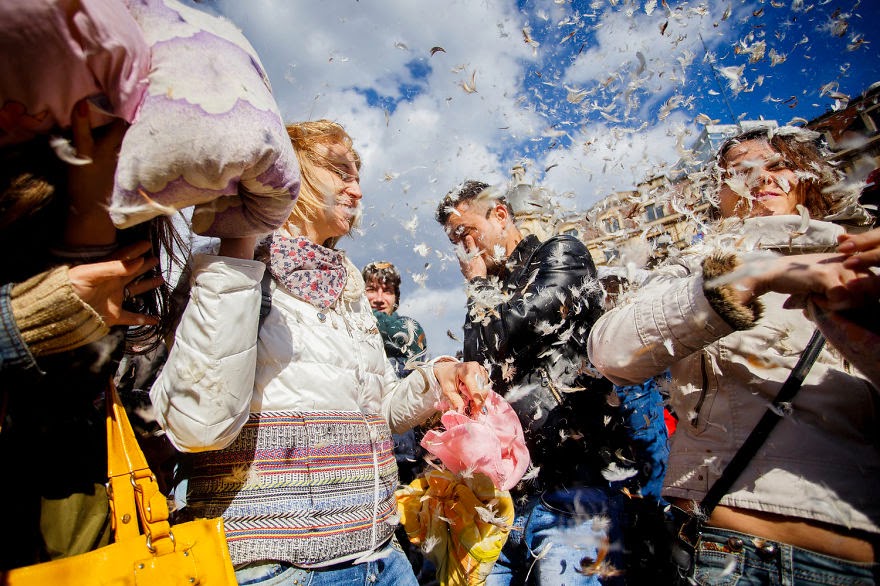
xmin=463 ymin=234 xmax=635 ymax=491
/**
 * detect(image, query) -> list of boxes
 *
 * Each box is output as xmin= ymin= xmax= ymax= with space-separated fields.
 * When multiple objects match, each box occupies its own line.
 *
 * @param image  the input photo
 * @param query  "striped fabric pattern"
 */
xmin=185 ymin=411 xmax=399 ymax=567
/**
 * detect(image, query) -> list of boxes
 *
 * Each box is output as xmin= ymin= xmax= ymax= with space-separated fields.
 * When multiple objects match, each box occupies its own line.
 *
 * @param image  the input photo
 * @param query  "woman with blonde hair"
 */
xmin=151 ymin=119 xmax=488 ymax=585
xmin=588 ymin=125 xmax=879 ymax=584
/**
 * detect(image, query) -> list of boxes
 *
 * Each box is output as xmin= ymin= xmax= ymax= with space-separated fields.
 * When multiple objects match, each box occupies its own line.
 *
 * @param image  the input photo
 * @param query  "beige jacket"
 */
xmin=588 ymin=216 xmax=880 ymax=534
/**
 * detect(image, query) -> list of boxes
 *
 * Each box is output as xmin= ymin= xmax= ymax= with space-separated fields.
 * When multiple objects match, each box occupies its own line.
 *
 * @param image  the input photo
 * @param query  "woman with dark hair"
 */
xmin=712 ymin=126 xmax=865 ymax=222
xmin=0 ymin=2 xmax=179 ymax=569
xmin=588 ymin=126 xmax=879 ymax=584
xmin=0 ymin=110 xmax=172 ymax=570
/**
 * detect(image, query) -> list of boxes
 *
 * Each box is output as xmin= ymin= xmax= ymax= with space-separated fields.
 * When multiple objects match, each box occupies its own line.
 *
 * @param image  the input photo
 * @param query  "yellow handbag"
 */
xmin=1 ymin=381 xmax=238 ymax=585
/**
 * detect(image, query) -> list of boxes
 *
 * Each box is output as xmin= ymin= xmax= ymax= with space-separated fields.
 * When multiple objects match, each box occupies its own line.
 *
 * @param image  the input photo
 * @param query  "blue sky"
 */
xmin=199 ymin=0 xmax=879 ymax=357
xmin=516 ymin=0 xmax=877 ymax=156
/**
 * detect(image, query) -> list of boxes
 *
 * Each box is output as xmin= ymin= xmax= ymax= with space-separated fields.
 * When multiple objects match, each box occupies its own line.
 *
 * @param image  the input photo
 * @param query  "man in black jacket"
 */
xmin=436 ymin=180 xmax=640 ymax=585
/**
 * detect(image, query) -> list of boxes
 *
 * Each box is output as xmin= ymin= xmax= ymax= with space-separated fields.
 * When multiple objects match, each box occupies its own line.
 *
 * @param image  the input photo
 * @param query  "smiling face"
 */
xmin=444 ymin=200 xmax=511 ymax=274
xmin=309 ymin=142 xmax=362 ymax=242
xmin=365 ymin=278 xmax=396 ymax=314
xmin=718 ymin=139 xmax=804 ymax=219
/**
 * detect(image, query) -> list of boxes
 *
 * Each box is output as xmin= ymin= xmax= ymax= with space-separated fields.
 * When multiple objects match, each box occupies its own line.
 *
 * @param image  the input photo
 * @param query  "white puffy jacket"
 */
xmin=151 ymin=253 xmax=443 ymax=453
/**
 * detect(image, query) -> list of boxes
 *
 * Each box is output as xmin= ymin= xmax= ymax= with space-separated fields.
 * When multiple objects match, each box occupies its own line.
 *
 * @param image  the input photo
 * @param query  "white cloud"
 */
xmin=180 ymin=0 xmax=877 ymax=359
xmin=536 ymin=110 xmax=697 ymax=208
xmin=397 ymin=285 xmax=468 ymax=359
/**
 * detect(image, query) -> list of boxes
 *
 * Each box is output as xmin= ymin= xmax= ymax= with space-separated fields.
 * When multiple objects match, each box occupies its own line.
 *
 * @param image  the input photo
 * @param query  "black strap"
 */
xmin=699 ymin=329 xmax=826 ymax=516
xmin=259 ymin=269 xmax=273 ymax=326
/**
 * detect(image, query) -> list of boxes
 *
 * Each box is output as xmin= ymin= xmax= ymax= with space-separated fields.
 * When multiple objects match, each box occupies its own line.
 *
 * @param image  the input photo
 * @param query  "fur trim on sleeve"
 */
xmin=701 ymin=253 xmax=764 ymax=331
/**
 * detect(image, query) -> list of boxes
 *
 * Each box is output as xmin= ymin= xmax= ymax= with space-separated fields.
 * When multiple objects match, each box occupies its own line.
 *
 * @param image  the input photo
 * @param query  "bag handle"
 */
xmin=699 ymin=329 xmax=826 ymax=516
xmin=106 ymin=380 xmax=175 ymax=553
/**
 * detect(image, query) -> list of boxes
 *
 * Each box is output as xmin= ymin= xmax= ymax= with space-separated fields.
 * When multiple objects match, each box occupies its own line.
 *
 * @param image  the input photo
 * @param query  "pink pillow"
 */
xmin=109 ymin=0 xmax=299 ymax=237
xmin=421 ymin=391 xmax=530 ymax=491
xmin=0 ymin=0 xmax=149 ymax=146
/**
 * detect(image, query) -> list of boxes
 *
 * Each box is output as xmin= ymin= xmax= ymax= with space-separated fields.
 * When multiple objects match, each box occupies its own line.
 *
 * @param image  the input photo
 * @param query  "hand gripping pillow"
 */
xmin=420 ymin=390 xmax=530 ymax=491
xmin=0 ymin=0 xmax=149 ymax=147
xmin=110 ymin=0 xmax=299 ymax=237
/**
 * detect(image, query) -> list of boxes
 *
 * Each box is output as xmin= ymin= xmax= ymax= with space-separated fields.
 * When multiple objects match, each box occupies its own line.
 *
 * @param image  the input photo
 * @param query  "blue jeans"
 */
xmin=234 ymin=540 xmax=418 ymax=586
xmin=614 ymin=374 xmax=670 ymax=501
xmin=485 ymin=487 xmax=625 ymax=586
xmin=693 ymin=526 xmax=877 ymax=585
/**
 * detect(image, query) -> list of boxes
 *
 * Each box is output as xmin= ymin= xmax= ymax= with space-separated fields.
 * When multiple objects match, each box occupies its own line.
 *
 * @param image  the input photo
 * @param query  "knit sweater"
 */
xmin=0 ymin=265 xmax=118 ymax=570
xmin=2 ymin=265 xmax=107 ymax=368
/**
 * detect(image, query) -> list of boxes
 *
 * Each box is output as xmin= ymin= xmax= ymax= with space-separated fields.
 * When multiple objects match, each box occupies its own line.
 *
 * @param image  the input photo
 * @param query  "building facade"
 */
xmin=506 ymin=81 xmax=880 ymax=268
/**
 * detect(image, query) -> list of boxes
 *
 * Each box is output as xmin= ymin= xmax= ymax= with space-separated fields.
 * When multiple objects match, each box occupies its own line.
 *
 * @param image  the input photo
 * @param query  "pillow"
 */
xmin=110 ymin=0 xmax=299 ymax=237
xmin=420 ymin=390 xmax=530 ymax=491
xmin=0 ymin=0 xmax=149 ymax=147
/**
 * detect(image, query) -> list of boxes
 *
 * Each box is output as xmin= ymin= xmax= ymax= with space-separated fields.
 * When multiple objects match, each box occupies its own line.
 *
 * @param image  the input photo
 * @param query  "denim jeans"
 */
xmin=613 ymin=373 xmax=670 ymax=501
xmin=234 ymin=540 xmax=419 ymax=586
xmin=485 ymin=487 xmax=625 ymax=586
xmin=693 ymin=526 xmax=877 ymax=585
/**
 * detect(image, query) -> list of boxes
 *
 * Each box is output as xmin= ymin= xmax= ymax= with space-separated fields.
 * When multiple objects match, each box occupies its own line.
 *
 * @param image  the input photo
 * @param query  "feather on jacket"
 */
xmin=588 ymin=216 xmax=880 ymax=534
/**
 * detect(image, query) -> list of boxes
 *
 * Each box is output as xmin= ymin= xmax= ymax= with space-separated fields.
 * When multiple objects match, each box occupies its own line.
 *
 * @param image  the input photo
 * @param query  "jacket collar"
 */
xmin=501 ymin=234 xmax=542 ymax=279
xmin=341 ymin=255 xmax=365 ymax=303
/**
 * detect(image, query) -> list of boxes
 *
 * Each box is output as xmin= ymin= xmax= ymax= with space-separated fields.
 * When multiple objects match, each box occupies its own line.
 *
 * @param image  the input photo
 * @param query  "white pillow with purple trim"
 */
xmin=110 ymin=0 xmax=299 ymax=237
xmin=0 ymin=0 xmax=149 ymax=147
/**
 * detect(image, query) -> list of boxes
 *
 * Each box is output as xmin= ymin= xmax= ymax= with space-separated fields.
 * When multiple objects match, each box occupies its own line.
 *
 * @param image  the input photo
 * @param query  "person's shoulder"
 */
xmin=531 ymin=234 xmax=591 ymax=265
xmin=374 ymin=310 xmax=423 ymax=333
xmin=412 ymin=318 xmax=426 ymax=335
xmin=539 ymin=233 xmax=588 ymax=252
xmin=397 ymin=313 xmax=425 ymax=332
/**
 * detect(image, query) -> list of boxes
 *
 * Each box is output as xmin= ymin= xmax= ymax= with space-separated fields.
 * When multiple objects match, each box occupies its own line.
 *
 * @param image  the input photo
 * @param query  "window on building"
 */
xmin=862 ymin=105 xmax=879 ymax=133
xmin=603 ymin=248 xmax=619 ymax=262
xmin=645 ymin=202 xmax=665 ymax=222
xmin=603 ymin=217 xmax=620 ymax=233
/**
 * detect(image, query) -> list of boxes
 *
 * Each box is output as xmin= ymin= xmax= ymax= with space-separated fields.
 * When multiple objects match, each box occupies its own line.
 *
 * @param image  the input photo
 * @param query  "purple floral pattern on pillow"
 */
xmin=267 ymin=234 xmax=347 ymax=309
xmin=109 ymin=0 xmax=300 ymax=237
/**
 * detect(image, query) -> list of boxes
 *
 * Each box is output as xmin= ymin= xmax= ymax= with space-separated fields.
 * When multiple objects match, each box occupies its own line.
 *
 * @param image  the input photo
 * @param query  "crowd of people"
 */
xmin=2 ymin=3 xmax=880 ymax=586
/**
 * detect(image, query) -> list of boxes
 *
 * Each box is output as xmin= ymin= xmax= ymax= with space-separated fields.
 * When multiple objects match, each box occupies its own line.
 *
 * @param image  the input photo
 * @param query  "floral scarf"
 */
xmin=266 ymin=233 xmax=347 ymax=309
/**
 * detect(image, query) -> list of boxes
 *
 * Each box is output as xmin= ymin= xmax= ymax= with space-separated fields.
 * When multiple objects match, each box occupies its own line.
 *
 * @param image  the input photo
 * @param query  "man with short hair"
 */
xmin=436 ymin=180 xmax=641 ymax=585
xmin=363 ymin=261 xmax=427 ymax=378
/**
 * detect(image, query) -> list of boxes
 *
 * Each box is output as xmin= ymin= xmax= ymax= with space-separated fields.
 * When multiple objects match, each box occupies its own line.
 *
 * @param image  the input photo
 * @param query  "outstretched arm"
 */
xmin=706 ymin=251 xmax=875 ymax=312
xmin=381 ymin=351 xmax=489 ymax=433
xmin=588 ymin=258 xmax=737 ymax=386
